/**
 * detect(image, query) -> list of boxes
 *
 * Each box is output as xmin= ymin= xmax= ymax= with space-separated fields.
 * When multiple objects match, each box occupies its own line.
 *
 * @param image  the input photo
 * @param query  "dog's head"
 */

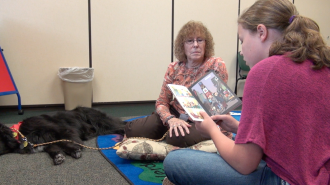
xmin=0 ymin=122 xmax=21 ymax=155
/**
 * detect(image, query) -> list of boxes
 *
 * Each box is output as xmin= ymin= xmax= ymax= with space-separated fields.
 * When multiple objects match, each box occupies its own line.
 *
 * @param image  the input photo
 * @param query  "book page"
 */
xmin=167 ymin=84 xmax=205 ymax=121
xmin=189 ymin=71 xmax=242 ymax=116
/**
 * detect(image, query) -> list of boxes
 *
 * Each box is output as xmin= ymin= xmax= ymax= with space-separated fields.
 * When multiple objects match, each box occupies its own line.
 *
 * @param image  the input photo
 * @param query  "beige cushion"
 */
xmin=116 ymin=138 xmax=217 ymax=160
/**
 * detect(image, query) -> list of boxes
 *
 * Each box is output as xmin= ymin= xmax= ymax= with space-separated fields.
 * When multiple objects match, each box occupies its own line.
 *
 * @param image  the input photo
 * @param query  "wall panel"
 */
xmin=0 ymin=0 xmax=89 ymax=106
xmin=91 ymin=0 xmax=172 ymax=102
xmin=0 ymin=0 xmax=327 ymax=107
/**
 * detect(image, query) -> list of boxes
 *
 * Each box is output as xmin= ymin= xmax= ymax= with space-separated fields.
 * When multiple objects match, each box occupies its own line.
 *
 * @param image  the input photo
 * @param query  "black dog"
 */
xmin=0 ymin=107 xmax=125 ymax=165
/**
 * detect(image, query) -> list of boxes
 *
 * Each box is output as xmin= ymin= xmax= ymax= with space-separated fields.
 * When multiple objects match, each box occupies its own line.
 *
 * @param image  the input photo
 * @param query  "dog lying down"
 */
xmin=0 ymin=107 xmax=125 ymax=165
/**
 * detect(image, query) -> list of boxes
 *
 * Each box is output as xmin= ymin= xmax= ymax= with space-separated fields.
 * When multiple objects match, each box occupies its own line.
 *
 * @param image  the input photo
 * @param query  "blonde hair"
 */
xmin=174 ymin=21 xmax=214 ymax=62
xmin=238 ymin=0 xmax=330 ymax=69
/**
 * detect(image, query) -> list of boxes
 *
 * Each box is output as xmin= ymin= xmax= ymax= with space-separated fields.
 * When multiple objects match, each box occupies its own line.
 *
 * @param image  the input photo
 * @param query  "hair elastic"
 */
xmin=289 ymin=15 xmax=296 ymax=24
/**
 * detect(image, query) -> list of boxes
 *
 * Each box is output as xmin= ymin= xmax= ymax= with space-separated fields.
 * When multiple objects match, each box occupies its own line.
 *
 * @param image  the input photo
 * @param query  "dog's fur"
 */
xmin=0 ymin=107 xmax=125 ymax=165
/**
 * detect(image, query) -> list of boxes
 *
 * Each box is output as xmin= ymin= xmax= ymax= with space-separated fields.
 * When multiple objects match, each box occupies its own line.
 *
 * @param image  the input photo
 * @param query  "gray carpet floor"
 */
xmin=0 ymin=116 xmax=137 ymax=185
xmin=0 ymin=103 xmax=156 ymax=185
xmin=0 ymin=138 xmax=131 ymax=185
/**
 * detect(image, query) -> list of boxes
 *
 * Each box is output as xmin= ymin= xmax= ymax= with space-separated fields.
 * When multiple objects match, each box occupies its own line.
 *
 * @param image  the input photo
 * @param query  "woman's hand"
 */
xmin=168 ymin=118 xmax=191 ymax=137
xmin=211 ymin=114 xmax=239 ymax=133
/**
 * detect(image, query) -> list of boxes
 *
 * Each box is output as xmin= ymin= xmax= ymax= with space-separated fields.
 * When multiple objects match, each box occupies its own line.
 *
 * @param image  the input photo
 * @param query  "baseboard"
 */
xmin=0 ymin=100 xmax=156 ymax=110
xmin=93 ymin=100 xmax=156 ymax=106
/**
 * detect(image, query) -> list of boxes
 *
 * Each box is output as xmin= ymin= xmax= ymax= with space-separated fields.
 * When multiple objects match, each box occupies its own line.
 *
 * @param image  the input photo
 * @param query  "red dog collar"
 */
xmin=10 ymin=121 xmax=22 ymax=140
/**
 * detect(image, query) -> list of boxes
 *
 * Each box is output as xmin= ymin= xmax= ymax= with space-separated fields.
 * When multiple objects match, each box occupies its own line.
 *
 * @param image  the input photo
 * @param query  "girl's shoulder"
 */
xmin=252 ymin=55 xmax=289 ymax=73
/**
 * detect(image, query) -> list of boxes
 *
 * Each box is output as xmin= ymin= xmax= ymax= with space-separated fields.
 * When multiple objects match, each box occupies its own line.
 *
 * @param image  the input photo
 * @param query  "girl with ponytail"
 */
xmin=163 ymin=1 xmax=330 ymax=184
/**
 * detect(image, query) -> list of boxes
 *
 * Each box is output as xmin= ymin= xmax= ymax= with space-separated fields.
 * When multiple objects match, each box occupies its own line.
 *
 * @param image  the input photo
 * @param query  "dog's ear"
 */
xmin=0 ymin=123 xmax=21 ymax=154
xmin=0 ymin=124 xmax=15 ymax=141
xmin=1 ymin=130 xmax=20 ymax=148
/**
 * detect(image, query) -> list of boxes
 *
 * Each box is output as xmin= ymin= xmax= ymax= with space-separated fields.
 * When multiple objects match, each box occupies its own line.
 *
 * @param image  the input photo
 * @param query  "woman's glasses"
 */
xmin=185 ymin=38 xmax=205 ymax=45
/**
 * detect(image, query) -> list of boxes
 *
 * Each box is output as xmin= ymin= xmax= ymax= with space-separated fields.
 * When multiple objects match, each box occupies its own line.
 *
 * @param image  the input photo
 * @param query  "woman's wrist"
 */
xmin=164 ymin=115 xmax=175 ymax=125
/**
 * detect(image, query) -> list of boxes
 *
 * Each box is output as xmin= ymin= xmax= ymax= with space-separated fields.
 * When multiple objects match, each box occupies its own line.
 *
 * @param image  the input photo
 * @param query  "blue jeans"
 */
xmin=163 ymin=149 xmax=287 ymax=185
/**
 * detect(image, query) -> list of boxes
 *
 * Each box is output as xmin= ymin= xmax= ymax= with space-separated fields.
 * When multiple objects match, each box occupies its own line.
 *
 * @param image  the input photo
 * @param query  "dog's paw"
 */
xmin=54 ymin=153 xmax=65 ymax=165
xmin=71 ymin=149 xmax=82 ymax=159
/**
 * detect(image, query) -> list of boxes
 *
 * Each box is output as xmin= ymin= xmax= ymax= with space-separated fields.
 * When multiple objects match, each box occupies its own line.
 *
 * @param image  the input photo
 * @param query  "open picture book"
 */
xmin=167 ymin=71 xmax=242 ymax=121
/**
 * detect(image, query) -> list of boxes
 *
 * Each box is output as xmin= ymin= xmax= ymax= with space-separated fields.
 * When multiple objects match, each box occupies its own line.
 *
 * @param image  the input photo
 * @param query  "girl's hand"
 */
xmin=211 ymin=114 xmax=239 ymax=133
xmin=194 ymin=112 xmax=219 ymax=138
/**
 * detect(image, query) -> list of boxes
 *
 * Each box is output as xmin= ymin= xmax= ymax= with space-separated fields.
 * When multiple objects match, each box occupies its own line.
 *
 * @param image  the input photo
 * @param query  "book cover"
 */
xmin=167 ymin=71 xmax=242 ymax=121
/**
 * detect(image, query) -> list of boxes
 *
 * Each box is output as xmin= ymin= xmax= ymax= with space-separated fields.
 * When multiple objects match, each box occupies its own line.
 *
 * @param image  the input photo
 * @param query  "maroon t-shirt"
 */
xmin=235 ymin=55 xmax=330 ymax=185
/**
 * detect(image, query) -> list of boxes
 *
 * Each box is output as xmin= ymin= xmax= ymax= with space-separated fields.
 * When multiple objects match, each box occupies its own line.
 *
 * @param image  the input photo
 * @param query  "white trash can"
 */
xmin=58 ymin=67 xmax=94 ymax=110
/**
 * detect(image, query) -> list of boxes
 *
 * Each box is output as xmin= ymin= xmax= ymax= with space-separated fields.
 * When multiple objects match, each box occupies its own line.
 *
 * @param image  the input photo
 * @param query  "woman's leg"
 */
xmin=125 ymin=112 xmax=168 ymax=139
xmin=124 ymin=113 xmax=206 ymax=147
xmin=125 ymin=114 xmax=206 ymax=147
xmin=166 ymin=122 xmax=232 ymax=148
xmin=125 ymin=113 xmax=231 ymax=148
xmin=164 ymin=149 xmax=283 ymax=185
xmin=166 ymin=122 xmax=208 ymax=147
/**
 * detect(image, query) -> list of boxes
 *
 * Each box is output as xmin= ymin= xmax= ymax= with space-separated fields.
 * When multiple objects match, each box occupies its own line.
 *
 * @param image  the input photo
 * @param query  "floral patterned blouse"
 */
xmin=156 ymin=57 xmax=228 ymax=125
